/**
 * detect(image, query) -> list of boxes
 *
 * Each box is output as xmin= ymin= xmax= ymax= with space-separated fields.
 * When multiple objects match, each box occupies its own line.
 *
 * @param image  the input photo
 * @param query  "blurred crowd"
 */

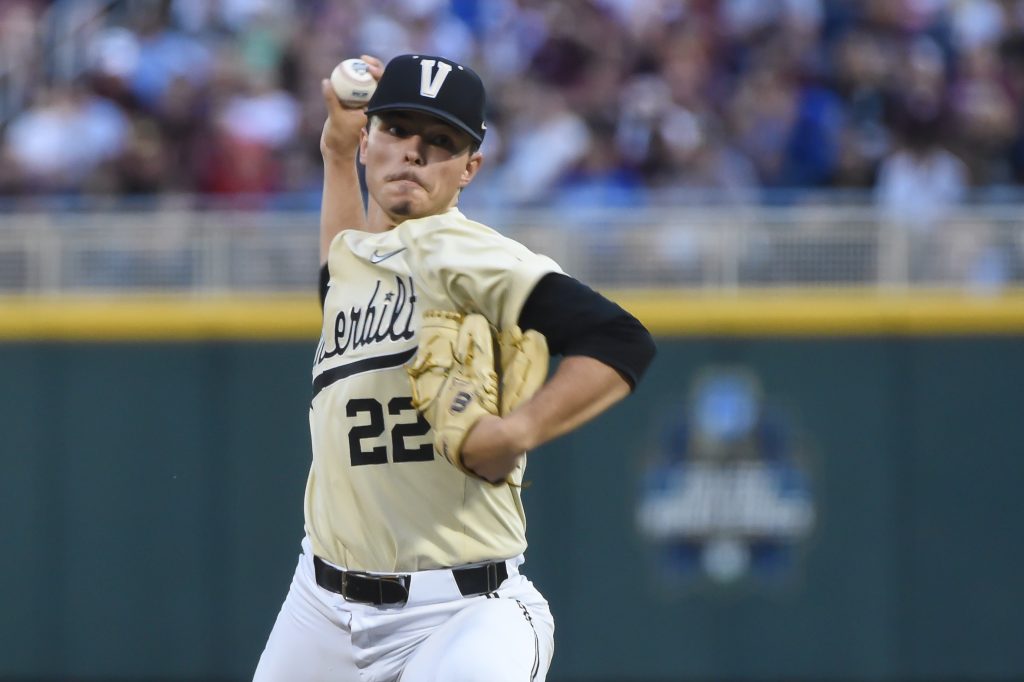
xmin=3 ymin=0 xmax=1024 ymax=210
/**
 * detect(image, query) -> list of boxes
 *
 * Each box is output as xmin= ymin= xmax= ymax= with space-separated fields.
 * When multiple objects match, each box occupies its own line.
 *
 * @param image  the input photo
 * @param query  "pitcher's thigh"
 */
xmin=400 ymin=597 xmax=553 ymax=682
xmin=253 ymin=567 xmax=361 ymax=682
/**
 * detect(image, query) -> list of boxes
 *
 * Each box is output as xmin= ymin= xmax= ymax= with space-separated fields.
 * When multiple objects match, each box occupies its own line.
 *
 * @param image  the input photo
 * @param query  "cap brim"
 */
xmin=364 ymin=102 xmax=484 ymax=143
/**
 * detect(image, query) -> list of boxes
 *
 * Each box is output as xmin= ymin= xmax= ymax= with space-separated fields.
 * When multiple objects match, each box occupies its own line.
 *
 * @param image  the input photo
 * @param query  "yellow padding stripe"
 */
xmin=0 ymin=295 xmax=321 ymax=341
xmin=611 ymin=288 xmax=1024 ymax=336
xmin=0 ymin=289 xmax=1022 ymax=340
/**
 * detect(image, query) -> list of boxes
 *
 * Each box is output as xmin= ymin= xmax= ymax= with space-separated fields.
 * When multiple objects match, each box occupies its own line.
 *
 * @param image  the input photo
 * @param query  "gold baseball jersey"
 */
xmin=306 ymin=208 xmax=562 ymax=572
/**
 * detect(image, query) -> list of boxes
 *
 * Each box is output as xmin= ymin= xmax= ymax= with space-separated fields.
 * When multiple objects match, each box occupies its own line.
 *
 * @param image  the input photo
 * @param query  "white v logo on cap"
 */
xmin=419 ymin=59 xmax=452 ymax=99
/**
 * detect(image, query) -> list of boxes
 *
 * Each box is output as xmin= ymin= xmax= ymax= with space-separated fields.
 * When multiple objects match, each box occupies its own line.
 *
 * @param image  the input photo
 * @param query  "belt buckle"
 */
xmin=342 ymin=571 xmax=411 ymax=606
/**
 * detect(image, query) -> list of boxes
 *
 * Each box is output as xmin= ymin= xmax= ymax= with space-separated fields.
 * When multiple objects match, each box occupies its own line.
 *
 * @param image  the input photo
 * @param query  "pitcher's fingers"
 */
xmin=321 ymin=78 xmax=346 ymax=116
xmin=359 ymin=54 xmax=385 ymax=80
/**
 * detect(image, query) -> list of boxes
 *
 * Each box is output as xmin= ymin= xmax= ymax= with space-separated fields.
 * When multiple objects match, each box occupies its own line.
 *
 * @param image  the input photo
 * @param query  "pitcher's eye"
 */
xmin=431 ymin=134 xmax=455 ymax=150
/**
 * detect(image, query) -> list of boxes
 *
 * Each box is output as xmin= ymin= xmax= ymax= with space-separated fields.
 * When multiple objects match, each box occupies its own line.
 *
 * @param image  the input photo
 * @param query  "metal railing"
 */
xmin=0 ymin=204 xmax=1022 ymax=293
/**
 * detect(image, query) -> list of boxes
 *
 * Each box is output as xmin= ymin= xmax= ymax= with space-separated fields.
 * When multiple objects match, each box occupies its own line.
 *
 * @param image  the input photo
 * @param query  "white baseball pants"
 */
xmin=253 ymin=538 xmax=554 ymax=682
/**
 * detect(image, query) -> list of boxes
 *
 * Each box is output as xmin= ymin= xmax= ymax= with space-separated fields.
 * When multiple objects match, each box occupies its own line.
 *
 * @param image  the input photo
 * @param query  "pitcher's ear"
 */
xmin=358 ymin=127 xmax=368 ymax=164
xmin=460 ymin=150 xmax=483 ymax=188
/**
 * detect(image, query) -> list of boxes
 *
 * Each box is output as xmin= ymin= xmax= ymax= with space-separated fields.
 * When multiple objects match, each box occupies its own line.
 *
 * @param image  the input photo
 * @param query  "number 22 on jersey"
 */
xmin=346 ymin=396 xmax=433 ymax=466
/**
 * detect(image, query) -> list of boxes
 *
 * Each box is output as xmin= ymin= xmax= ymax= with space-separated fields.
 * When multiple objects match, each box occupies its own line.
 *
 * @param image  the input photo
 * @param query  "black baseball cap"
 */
xmin=366 ymin=54 xmax=487 ymax=143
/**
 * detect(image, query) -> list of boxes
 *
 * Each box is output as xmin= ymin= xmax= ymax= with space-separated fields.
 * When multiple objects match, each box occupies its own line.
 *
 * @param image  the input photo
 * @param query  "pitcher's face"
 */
xmin=360 ymin=111 xmax=482 ymax=222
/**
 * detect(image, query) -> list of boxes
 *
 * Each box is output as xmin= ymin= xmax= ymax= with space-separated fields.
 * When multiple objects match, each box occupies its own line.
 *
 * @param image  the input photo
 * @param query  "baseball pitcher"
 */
xmin=254 ymin=53 xmax=656 ymax=682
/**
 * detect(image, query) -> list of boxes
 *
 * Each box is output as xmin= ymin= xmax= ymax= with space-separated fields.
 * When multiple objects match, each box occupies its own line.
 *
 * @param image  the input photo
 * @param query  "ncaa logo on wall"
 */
xmin=636 ymin=367 xmax=816 ymax=586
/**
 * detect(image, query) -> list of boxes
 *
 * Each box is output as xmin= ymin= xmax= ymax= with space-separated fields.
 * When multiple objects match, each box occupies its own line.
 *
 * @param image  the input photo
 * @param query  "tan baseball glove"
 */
xmin=497 ymin=324 xmax=549 ymax=415
xmin=407 ymin=311 xmax=549 ymax=480
xmin=408 ymin=311 xmax=500 ymax=476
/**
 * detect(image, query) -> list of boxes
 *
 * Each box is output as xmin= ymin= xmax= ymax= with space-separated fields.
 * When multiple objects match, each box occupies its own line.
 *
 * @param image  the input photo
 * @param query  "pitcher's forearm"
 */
xmin=511 ymin=356 xmax=630 ymax=450
xmin=461 ymin=356 xmax=631 ymax=482
xmin=320 ymin=154 xmax=364 ymax=263
xmin=316 ymin=59 xmax=384 ymax=262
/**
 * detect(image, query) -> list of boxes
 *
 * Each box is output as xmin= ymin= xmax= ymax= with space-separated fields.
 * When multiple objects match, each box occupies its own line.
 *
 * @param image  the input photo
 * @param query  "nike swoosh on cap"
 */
xmin=370 ymin=248 xmax=407 ymax=263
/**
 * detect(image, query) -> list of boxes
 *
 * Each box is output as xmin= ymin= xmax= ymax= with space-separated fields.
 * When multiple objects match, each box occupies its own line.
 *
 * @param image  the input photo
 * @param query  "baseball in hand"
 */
xmin=330 ymin=59 xmax=377 ymax=108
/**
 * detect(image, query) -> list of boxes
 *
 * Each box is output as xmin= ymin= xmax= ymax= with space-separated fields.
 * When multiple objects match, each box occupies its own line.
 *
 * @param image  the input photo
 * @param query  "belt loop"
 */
xmin=487 ymin=562 xmax=497 ymax=591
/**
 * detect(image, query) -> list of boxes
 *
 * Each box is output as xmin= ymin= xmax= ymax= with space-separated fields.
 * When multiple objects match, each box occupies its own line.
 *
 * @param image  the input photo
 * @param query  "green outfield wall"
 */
xmin=1 ymin=294 xmax=1022 ymax=681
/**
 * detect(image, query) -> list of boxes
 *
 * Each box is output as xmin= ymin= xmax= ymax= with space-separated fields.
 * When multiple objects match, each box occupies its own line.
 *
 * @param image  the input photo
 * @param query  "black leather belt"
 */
xmin=313 ymin=556 xmax=509 ymax=606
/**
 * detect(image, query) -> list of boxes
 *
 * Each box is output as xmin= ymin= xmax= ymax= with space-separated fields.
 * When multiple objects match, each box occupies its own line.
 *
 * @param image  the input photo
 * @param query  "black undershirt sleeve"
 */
xmin=319 ymin=263 xmax=330 ymax=309
xmin=517 ymin=272 xmax=656 ymax=390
